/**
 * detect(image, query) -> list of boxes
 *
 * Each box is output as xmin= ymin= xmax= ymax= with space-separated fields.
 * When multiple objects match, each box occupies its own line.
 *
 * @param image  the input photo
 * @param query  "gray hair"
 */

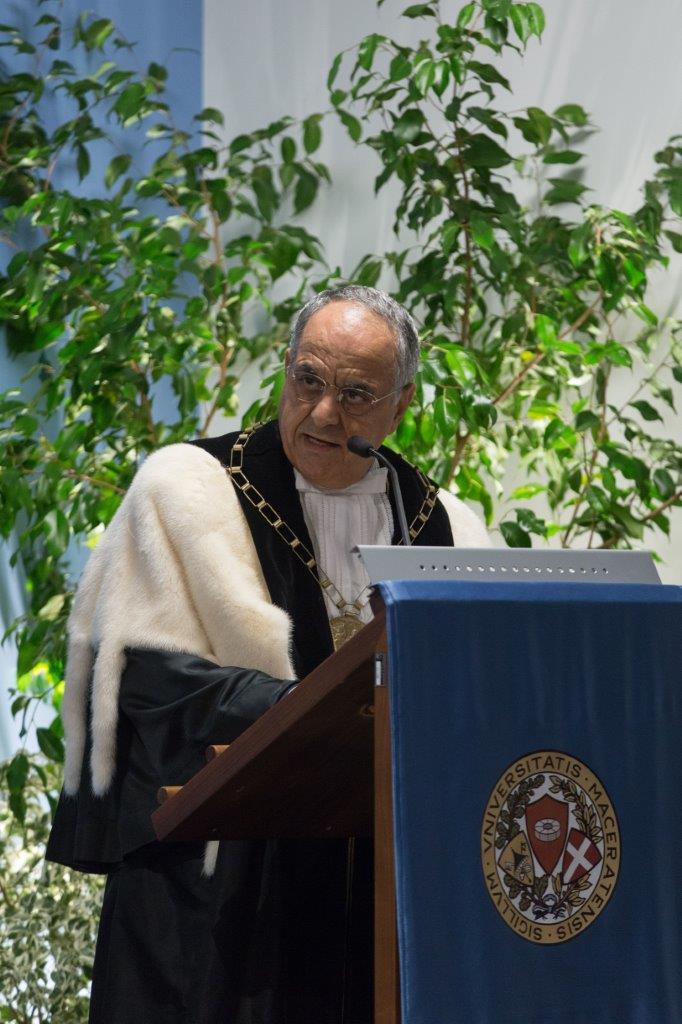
xmin=289 ymin=285 xmax=420 ymax=387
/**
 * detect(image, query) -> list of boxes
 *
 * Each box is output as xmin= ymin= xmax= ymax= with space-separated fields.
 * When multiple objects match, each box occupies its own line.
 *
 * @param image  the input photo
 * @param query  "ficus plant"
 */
xmin=314 ymin=0 xmax=682 ymax=549
xmin=0 ymin=5 xmax=333 ymax=797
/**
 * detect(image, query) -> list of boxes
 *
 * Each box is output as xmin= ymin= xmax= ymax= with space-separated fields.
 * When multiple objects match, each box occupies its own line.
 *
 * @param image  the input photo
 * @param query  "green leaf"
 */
xmin=419 ymin=409 xmax=437 ymax=444
xmin=38 ymin=593 xmax=66 ymax=621
xmin=457 ymin=2 xmax=476 ymax=27
xmin=468 ymin=61 xmax=511 ymax=92
xmin=396 ymin=408 xmax=417 ymax=446
xmin=568 ymin=223 xmax=591 ymax=267
xmin=113 ymin=82 xmax=145 ymax=120
xmin=534 ymin=313 xmax=557 ymax=348
xmin=623 ymin=257 xmax=645 ymax=289
xmin=281 ymin=136 xmax=296 ymax=162
xmin=85 ymin=17 xmax=114 ymax=50
xmin=543 ymin=149 xmax=582 ymax=165
xmin=630 ymin=400 xmax=662 ymax=422
xmin=575 ymin=410 xmax=601 ymax=432
xmin=402 ymin=3 xmax=437 ymax=17
xmin=517 ymin=508 xmax=546 ymax=536
xmin=327 ymin=52 xmax=343 ymax=90
xmin=465 ymin=134 xmax=511 ymax=169
xmin=76 ymin=143 xmax=90 ymax=181
xmin=500 ymin=520 xmax=532 ymax=547
xmin=433 ymin=393 xmax=458 ymax=436
xmin=389 ymin=53 xmax=412 ymax=81
xmin=356 ymin=258 xmax=383 ymax=287
xmin=543 ymin=418 xmax=577 ymax=452
xmin=358 ymin=33 xmax=383 ymax=70
xmin=252 ymin=166 xmax=277 ymax=220
xmin=194 ymin=106 xmax=223 ymax=124
xmin=528 ymin=399 xmax=560 ymax=419
xmin=36 ymin=726 xmax=64 ymax=763
xmin=432 ymin=60 xmax=451 ymax=97
xmin=633 ymin=302 xmax=658 ymax=327
xmin=510 ymin=4 xmax=531 ymax=44
xmin=148 ymin=61 xmax=169 ymax=82
xmin=294 ymin=169 xmax=319 ymax=213
xmin=339 ymin=110 xmax=362 ymax=142
xmin=414 ymin=59 xmax=436 ymax=96
xmin=9 ymin=791 xmax=27 ymax=824
xmin=613 ymin=507 xmax=644 ymax=540
xmin=553 ymin=103 xmax=588 ymax=126
xmin=602 ymin=444 xmax=648 ymax=483
xmin=669 ymin=178 xmax=682 ymax=217
xmin=7 ymin=752 xmax=29 ymax=795
xmin=544 ymin=178 xmax=589 ymax=205
xmin=104 ymin=153 xmax=131 ymax=188
xmin=303 ymin=115 xmax=322 ymax=154
xmin=510 ymin=483 xmax=546 ymax=499
xmin=470 ymin=215 xmax=495 ymax=250
xmin=526 ymin=2 xmax=545 ymax=35
xmin=393 ymin=108 xmax=424 ymax=144
xmin=440 ymin=344 xmax=478 ymax=382
xmin=468 ymin=106 xmax=508 ymax=139
xmin=653 ymin=468 xmax=675 ymax=499
xmin=441 ymin=221 xmax=460 ymax=254
xmin=664 ymin=230 xmax=682 ymax=253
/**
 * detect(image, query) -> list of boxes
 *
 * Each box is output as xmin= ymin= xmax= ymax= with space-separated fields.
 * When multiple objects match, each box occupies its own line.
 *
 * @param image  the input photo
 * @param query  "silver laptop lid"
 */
xmin=355 ymin=547 xmax=661 ymax=585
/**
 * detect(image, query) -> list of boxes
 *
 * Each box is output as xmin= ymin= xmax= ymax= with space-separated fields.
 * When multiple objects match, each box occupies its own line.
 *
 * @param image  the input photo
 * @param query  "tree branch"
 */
xmin=640 ymin=487 xmax=682 ymax=524
xmin=494 ymin=297 xmax=601 ymax=409
xmin=201 ymin=339 xmax=235 ymax=437
xmin=454 ymin=128 xmax=473 ymax=348
xmin=562 ymin=364 xmax=611 ymax=549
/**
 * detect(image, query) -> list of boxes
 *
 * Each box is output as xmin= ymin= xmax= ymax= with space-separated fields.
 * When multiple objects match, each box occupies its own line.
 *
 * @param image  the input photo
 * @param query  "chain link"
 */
xmin=226 ymin=423 xmax=439 ymax=616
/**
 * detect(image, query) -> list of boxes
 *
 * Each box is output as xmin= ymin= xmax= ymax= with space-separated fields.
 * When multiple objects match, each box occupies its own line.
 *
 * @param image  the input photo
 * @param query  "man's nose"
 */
xmin=309 ymin=390 xmax=341 ymax=428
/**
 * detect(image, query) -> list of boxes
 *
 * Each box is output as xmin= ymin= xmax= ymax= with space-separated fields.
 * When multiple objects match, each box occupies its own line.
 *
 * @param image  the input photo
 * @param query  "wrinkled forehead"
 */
xmin=296 ymin=301 xmax=399 ymax=381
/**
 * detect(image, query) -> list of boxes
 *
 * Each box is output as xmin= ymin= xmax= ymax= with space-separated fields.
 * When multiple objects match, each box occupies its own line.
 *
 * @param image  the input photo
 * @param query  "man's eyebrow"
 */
xmin=294 ymin=360 xmax=375 ymax=392
xmin=343 ymin=378 xmax=375 ymax=393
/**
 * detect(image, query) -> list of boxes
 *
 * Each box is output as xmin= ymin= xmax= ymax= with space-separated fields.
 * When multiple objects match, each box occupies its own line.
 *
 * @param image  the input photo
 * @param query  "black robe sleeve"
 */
xmin=45 ymin=649 xmax=294 ymax=873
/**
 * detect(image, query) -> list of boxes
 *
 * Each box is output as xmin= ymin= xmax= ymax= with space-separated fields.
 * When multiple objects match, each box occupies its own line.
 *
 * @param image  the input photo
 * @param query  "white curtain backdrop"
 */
xmin=204 ymin=0 xmax=682 ymax=582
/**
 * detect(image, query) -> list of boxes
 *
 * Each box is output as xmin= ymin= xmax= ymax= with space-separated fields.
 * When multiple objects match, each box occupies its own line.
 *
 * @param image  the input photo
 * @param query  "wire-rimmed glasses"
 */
xmin=288 ymin=367 xmax=403 ymax=417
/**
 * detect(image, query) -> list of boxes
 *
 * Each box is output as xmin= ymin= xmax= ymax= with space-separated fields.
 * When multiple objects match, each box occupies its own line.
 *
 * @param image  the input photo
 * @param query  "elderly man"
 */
xmin=46 ymin=285 xmax=489 ymax=1024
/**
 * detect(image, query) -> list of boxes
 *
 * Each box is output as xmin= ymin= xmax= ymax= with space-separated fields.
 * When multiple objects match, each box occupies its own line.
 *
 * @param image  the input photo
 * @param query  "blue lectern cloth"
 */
xmin=378 ymin=580 xmax=682 ymax=1024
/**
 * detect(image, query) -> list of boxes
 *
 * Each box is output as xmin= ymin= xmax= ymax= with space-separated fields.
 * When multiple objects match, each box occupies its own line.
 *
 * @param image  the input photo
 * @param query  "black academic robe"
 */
xmin=46 ymin=420 xmax=454 ymax=1024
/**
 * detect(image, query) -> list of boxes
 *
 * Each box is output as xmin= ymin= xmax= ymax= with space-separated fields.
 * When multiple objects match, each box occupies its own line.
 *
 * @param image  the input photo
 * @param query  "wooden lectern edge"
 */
xmin=205 ymin=744 xmax=230 ymax=762
xmin=152 ymin=594 xmax=399 ymax=1022
xmin=157 ymin=785 xmax=182 ymax=804
xmin=152 ymin=606 xmax=387 ymax=839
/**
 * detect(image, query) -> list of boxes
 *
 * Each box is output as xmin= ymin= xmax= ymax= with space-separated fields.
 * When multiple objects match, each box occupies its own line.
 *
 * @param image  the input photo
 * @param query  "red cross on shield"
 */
xmin=525 ymin=794 xmax=569 ymax=875
xmin=561 ymin=828 xmax=602 ymax=884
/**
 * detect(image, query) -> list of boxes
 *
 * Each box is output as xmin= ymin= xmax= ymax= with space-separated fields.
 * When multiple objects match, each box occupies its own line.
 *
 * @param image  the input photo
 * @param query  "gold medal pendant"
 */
xmin=330 ymin=613 xmax=365 ymax=651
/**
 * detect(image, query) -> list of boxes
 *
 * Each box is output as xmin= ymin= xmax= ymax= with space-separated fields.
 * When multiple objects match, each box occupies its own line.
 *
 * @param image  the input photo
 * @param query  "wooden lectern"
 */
xmin=152 ymin=605 xmax=400 ymax=1024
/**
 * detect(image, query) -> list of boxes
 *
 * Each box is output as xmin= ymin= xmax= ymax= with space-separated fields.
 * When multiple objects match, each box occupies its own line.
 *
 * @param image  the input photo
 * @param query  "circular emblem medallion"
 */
xmin=481 ymin=751 xmax=620 ymax=944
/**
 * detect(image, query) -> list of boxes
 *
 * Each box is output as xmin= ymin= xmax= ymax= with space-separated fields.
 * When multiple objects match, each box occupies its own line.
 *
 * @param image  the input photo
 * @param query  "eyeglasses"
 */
xmin=288 ymin=367 xmax=403 ymax=417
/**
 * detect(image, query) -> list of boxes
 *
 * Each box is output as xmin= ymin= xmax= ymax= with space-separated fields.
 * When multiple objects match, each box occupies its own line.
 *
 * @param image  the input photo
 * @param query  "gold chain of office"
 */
xmin=226 ymin=424 xmax=439 ymax=648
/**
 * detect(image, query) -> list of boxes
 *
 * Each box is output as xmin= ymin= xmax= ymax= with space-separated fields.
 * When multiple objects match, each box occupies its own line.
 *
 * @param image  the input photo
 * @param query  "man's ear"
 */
xmin=284 ymin=348 xmax=292 ymax=371
xmin=390 ymin=382 xmax=416 ymax=431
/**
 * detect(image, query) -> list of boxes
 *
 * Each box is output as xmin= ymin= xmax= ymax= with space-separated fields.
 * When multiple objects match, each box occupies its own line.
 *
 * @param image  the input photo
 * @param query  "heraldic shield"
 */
xmin=562 ymin=827 xmax=602 ymax=884
xmin=525 ymin=794 xmax=569 ymax=874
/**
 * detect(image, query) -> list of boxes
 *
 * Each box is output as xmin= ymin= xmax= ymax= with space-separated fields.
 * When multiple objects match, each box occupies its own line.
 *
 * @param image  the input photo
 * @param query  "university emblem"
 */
xmin=481 ymin=751 xmax=620 ymax=944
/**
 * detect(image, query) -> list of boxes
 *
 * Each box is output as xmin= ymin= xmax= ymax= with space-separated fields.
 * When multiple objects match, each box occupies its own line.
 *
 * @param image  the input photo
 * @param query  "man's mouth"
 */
xmin=302 ymin=433 xmax=341 ymax=450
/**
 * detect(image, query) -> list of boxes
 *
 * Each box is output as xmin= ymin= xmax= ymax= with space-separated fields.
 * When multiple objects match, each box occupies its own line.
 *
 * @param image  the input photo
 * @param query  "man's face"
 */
xmin=279 ymin=301 xmax=414 ymax=489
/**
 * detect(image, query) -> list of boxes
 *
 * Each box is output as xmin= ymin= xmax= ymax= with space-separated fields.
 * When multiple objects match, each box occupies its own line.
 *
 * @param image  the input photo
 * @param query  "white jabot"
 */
xmin=295 ymin=463 xmax=393 ymax=624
